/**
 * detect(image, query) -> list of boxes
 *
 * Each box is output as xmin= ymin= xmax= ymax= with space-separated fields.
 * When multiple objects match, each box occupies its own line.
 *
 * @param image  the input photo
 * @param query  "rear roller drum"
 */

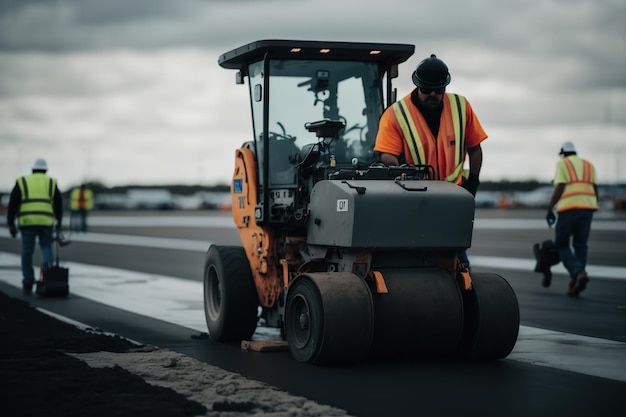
xmin=203 ymin=245 xmax=259 ymax=342
xmin=370 ymin=268 xmax=464 ymax=356
xmin=459 ymin=272 xmax=520 ymax=359
xmin=285 ymin=272 xmax=374 ymax=364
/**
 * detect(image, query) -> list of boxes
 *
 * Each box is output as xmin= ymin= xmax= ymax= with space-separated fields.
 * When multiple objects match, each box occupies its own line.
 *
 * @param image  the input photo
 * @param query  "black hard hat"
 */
xmin=412 ymin=54 xmax=451 ymax=89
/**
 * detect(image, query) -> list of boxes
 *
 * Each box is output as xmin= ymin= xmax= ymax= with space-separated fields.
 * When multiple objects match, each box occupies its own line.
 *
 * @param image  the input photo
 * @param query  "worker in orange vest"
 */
xmin=374 ymin=54 xmax=487 ymax=191
xmin=374 ymin=54 xmax=488 ymax=267
xmin=546 ymin=141 xmax=598 ymax=296
xmin=70 ymin=184 xmax=94 ymax=232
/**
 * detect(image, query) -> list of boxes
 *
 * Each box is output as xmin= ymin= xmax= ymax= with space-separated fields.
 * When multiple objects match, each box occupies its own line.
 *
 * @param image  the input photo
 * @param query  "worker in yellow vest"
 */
xmin=374 ymin=53 xmax=488 ymax=268
xmin=70 ymin=184 xmax=94 ymax=232
xmin=6 ymin=158 xmax=63 ymax=294
xmin=546 ymin=141 xmax=598 ymax=296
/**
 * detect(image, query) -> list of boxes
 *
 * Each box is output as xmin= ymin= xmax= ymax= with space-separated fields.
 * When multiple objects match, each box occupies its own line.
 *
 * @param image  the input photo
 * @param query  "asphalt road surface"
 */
xmin=1 ymin=208 xmax=624 ymax=417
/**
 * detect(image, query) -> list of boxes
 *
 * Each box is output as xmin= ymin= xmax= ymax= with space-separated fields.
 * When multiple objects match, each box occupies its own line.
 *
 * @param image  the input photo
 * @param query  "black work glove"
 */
xmin=461 ymin=174 xmax=480 ymax=197
xmin=546 ymin=210 xmax=556 ymax=228
xmin=9 ymin=224 xmax=17 ymax=238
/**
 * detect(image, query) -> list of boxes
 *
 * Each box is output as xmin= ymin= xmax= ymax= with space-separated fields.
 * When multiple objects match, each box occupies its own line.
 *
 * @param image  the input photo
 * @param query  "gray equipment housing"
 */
xmin=307 ymin=179 xmax=474 ymax=249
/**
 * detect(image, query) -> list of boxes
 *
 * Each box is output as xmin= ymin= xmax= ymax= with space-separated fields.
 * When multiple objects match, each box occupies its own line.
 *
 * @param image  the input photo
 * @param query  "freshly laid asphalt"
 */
xmin=0 ymin=289 xmax=207 ymax=417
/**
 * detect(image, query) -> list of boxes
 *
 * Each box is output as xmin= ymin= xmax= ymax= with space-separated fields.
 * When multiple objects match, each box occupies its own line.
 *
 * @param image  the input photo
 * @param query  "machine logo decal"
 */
xmin=233 ymin=179 xmax=243 ymax=193
xmin=337 ymin=199 xmax=349 ymax=212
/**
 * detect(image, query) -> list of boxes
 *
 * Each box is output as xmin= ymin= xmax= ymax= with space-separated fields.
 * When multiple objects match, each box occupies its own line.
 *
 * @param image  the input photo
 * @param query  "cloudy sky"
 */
xmin=1 ymin=0 xmax=625 ymax=191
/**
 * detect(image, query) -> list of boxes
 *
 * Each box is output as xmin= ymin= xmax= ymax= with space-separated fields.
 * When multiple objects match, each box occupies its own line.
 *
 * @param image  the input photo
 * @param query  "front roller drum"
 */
xmin=459 ymin=272 xmax=520 ymax=359
xmin=370 ymin=268 xmax=464 ymax=356
xmin=285 ymin=272 xmax=374 ymax=364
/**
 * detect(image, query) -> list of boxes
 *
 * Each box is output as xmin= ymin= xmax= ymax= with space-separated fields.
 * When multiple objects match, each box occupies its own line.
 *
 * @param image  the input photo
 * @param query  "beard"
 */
xmin=422 ymin=96 xmax=442 ymax=110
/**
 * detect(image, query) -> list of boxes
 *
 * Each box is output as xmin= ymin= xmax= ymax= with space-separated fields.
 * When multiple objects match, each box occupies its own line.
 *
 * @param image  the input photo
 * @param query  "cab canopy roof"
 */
xmin=218 ymin=39 xmax=415 ymax=70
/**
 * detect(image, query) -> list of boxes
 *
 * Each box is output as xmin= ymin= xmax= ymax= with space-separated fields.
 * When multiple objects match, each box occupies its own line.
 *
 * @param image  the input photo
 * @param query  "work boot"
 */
xmin=567 ymin=271 xmax=589 ymax=296
xmin=22 ymin=283 xmax=33 ymax=295
xmin=541 ymin=268 xmax=552 ymax=288
xmin=533 ymin=243 xmax=552 ymax=287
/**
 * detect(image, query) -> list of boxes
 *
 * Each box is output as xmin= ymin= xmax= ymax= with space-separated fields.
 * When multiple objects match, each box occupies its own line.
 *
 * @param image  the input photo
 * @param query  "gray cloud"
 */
xmin=0 ymin=0 xmax=624 ymax=188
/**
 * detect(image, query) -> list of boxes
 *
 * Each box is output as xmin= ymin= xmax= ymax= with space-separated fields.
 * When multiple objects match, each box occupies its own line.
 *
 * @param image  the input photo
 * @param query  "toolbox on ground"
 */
xmin=36 ymin=232 xmax=70 ymax=297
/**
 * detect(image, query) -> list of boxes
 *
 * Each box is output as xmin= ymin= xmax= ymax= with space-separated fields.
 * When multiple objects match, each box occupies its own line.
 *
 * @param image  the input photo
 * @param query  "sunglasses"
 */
xmin=419 ymin=87 xmax=445 ymax=95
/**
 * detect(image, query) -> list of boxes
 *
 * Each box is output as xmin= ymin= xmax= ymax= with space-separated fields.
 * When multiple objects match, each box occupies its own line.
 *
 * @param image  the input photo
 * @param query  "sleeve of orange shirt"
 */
xmin=373 ymin=106 xmax=404 ymax=156
xmin=464 ymin=99 xmax=488 ymax=148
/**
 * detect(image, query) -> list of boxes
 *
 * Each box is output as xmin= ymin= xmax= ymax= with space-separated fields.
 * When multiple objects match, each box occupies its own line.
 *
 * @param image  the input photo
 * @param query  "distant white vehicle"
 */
xmin=125 ymin=189 xmax=174 ymax=210
xmin=194 ymin=191 xmax=232 ymax=210
xmin=94 ymin=193 xmax=128 ymax=210
xmin=474 ymin=190 xmax=499 ymax=208
xmin=513 ymin=186 xmax=553 ymax=208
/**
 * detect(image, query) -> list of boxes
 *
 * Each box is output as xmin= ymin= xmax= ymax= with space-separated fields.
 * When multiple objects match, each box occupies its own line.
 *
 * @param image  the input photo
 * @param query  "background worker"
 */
xmin=70 ymin=184 xmax=94 ymax=232
xmin=6 ymin=158 xmax=64 ymax=294
xmin=374 ymin=53 xmax=488 ymax=266
xmin=546 ymin=141 xmax=598 ymax=296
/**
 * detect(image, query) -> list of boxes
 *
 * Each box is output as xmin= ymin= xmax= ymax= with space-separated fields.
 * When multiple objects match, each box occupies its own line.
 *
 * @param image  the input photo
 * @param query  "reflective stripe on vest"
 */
xmin=17 ymin=174 xmax=56 ymax=227
xmin=556 ymin=157 xmax=598 ymax=212
xmin=391 ymin=98 xmax=425 ymax=165
xmin=390 ymin=93 xmax=467 ymax=182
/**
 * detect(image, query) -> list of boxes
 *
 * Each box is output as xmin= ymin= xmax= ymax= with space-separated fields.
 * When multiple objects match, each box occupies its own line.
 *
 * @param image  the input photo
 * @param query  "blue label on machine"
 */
xmin=233 ymin=179 xmax=243 ymax=193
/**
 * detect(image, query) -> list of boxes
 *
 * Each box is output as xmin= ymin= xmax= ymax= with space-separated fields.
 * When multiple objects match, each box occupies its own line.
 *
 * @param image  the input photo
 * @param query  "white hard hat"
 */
xmin=32 ymin=158 xmax=48 ymax=171
xmin=559 ymin=141 xmax=576 ymax=155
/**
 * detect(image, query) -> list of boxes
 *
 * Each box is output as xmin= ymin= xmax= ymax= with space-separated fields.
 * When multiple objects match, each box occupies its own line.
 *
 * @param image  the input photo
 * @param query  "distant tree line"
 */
xmin=64 ymin=182 xmax=231 ymax=197
xmin=69 ymin=179 xmax=623 ymax=197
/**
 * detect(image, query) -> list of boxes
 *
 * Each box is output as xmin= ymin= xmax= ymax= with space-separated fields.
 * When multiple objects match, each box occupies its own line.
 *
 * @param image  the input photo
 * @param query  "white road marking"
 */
xmin=15 ymin=214 xmax=625 ymax=230
xmin=4 ymin=227 xmax=624 ymax=281
xmin=474 ymin=218 xmax=626 ymax=231
xmin=0 ymin=252 xmax=624 ymax=382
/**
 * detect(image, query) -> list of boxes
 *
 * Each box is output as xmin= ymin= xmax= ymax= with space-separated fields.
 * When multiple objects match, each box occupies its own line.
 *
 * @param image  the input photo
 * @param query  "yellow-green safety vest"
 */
xmin=17 ymin=173 xmax=57 ymax=227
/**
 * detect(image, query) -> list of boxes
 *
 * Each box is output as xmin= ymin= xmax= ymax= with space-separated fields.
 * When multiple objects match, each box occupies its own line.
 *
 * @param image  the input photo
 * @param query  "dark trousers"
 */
xmin=70 ymin=209 xmax=89 ymax=232
xmin=20 ymin=226 xmax=53 ymax=285
xmin=554 ymin=209 xmax=593 ymax=280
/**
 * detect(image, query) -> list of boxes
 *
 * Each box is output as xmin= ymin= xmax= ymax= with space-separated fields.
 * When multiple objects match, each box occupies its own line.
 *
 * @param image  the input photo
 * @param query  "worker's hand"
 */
xmin=546 ymin=210 xmax=556 ymax=228
xmin=461 ymin=174 xmax=480 ymax=197
xmin=9 ymin=224 xmax=17 ymax=238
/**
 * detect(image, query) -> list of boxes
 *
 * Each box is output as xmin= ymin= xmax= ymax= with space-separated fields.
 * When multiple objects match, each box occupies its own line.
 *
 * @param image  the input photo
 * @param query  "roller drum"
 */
xmin=370 ymin=268 xmax=464 ymax=356
xmin=285 ymin=272 xmax=374 ymax=364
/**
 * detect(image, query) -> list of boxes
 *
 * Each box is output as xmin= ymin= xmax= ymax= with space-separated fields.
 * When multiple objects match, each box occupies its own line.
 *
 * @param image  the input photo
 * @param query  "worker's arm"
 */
xmin=379 ymin=152 xmax=400 ymax=166
xmin=6 ymin=184 xmax=21 ymax=226
xmin=548 ymin=183 xmax=565 ymax=210
xmin=461 ymin=145 xmax=483 ymax=196
xmin=545 ymin=183 xmax=565 ymax=227
xmin=467 ymin=144 xmax=483 ymax=177
xmin=6 ymin=184 xmax=21 ymax=237
xmin=53 ymin=185 xmax=63 ymax=228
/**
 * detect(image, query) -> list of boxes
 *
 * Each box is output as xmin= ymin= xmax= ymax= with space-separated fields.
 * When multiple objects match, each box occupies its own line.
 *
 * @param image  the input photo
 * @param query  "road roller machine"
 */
xmin=203 ymin=39 xmax=519 ymax=363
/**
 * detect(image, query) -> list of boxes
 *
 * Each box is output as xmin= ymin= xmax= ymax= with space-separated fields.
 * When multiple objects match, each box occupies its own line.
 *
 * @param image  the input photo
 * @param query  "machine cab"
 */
xmin=219 ymin=40 xmax=415 ymax=225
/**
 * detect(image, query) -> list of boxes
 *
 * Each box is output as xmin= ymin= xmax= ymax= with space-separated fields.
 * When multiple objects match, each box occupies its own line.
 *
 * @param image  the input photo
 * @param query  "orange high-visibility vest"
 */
xmin=374 ymin=92 xmax=487 ymax=182
xmin=71 ymin=187 xmax=94 ymax=210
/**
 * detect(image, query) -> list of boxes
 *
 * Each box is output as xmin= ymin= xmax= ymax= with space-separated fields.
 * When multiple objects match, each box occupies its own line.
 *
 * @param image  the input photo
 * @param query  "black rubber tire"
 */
xmin=285 ymin=273 xmax=374 ymax=364
xmin=203 ymin=245 xmax=258 ymax=342
xmin=459 ymin=272 xmax=520 ymax=359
